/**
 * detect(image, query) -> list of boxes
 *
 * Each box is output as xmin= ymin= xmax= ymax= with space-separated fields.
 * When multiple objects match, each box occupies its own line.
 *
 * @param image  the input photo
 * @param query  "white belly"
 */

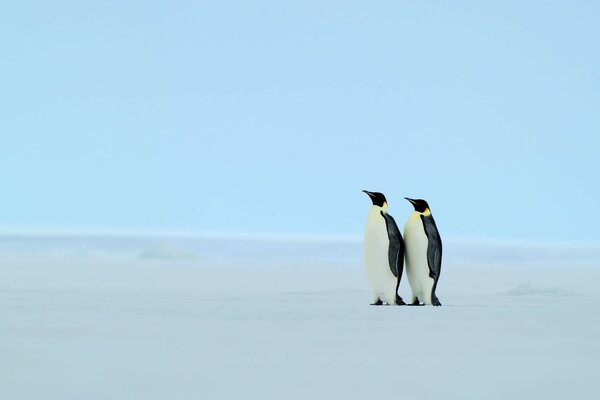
xmin=364 ymin=208 xmax=397 ymax=304
xmin=404 ymin=212 xmax=434 ymax=304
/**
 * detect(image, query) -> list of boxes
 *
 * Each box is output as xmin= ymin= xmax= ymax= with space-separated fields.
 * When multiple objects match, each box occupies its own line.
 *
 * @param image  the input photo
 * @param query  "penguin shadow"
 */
xmin=369 ymin=297 xmax=439 ymax=307
xmin=369 ymin=290 xmax=443 ymax=306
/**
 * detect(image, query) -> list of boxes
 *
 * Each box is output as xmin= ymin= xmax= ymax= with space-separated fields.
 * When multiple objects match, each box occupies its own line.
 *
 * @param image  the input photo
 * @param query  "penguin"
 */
xmin=403 ymin=198 xmax=442 ymax=306
xmin=363 ymin=190 xmax=405 ymax=305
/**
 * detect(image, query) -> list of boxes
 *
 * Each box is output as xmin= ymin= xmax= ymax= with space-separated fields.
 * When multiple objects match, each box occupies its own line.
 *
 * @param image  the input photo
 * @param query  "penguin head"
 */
xmin=363 ymin=190 xmax=387 ymax=208
xmin=405 ymin=198 xmax=431 ymax=214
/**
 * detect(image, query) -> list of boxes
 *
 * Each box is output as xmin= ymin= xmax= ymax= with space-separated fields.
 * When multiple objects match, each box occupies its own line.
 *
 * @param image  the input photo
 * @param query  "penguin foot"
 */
xmin=370 ymin=299 xmax=383 ymax=306
xmin=432 ymin=296 xmax=442 ymax=307
xmin=395 ymin=294 xmax=406 ymax=306
xmin=409 ymin=298 xmax=424 ymax=306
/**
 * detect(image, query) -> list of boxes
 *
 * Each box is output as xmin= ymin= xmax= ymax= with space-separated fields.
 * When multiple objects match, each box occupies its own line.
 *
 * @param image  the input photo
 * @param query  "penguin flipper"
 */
xmin=380 ymin=211 xmax=405 ymax=279
xmin=420 ymin=214 xmax=442 ymax=282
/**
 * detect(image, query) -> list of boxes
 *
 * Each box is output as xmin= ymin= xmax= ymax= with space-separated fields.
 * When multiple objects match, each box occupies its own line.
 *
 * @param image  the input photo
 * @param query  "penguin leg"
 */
xmin=395 ymin=294 xmax=406 ymax=306
xmin=370 ymin=296 xmax=383 ymax=306
xmin=384 ymin=286 xmax=403 ymax=306
xmin=409 ymin=296 xmax=423 ymax=306
xmin=431 ymin=292 xmax=442 ymax=307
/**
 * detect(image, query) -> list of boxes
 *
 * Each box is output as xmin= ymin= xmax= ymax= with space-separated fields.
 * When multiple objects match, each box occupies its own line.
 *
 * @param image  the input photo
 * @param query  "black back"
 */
xmin=381 ymin=211 xmax=405 ymax=286
xmin=421 ymin=214 xmax=442 ymax=285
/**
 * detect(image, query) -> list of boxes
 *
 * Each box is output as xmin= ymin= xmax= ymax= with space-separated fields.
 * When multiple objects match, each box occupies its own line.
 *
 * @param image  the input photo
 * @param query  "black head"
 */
xmin=363 ymin=190 xmax=387 ymax=207
xmin=405 ymin=198 xmax=430 ymax=213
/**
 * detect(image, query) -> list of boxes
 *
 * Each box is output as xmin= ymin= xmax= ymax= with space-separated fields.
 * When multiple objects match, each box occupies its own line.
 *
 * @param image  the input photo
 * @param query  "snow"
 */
xmin=1 ymin=233 xmax=599 ymax=399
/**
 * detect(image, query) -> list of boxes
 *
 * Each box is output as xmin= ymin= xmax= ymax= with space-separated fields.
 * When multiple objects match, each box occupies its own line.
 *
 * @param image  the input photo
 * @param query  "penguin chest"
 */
xmin=364 ymin=218 xmax=394 ymax=289
xmin=404 ymin=214 xmax=433 ymax=296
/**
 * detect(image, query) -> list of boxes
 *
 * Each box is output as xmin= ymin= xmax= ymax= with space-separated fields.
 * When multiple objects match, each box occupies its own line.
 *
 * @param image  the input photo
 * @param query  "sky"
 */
xmin=1 ymin=1 xmax=599 ymax=241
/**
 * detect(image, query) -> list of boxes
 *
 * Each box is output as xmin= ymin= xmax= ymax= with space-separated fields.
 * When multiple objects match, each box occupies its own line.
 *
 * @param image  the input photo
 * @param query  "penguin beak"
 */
xmin=363 ymin=190 xmax=374 ymax=198
xmin=405 ymin=197 xmax=416 ymax=206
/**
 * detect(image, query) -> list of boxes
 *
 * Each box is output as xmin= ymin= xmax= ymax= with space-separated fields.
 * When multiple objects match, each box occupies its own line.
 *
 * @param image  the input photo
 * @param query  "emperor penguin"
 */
xmin=403 ymin=198 xmax=442 ymax=306
xmin=363 ymin=190 xmax=405 ymax=305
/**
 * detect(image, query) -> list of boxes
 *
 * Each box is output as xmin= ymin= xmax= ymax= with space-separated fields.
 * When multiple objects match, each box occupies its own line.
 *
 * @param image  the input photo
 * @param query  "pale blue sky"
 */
xmin=1 ymin=1 xmax=598 ymax=240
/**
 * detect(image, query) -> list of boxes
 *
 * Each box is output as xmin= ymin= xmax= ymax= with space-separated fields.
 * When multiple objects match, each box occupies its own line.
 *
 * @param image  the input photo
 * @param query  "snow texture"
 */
xmin=1 ymin=233 xmax=599 ymax=399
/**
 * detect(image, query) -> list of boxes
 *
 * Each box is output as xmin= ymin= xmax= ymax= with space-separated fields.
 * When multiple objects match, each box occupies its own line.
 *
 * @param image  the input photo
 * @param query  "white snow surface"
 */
xmin=1 ymin=233 xmax=599 ymax=399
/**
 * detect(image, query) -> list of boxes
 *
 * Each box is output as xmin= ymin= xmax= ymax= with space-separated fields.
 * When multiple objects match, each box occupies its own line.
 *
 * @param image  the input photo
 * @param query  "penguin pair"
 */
xmin=363 ymin=190 xmax=442 ymax=306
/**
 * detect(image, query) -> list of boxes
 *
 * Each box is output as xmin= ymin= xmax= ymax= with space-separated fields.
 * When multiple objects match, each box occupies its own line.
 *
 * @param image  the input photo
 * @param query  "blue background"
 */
xmin=1 ymin=1 xmax=598 ymax=240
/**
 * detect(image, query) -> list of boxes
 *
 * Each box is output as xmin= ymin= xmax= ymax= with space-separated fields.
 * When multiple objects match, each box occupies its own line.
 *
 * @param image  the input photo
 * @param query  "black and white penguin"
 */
xmin=363 ymin=190 xmax=405 ymax=305
xmin=403 ymin=198 xmax=442 ymax=306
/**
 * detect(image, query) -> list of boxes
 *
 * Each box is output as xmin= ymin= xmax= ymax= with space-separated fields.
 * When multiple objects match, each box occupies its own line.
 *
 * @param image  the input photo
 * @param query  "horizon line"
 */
xmin=0 ymin=227 xmax=599 ymax=247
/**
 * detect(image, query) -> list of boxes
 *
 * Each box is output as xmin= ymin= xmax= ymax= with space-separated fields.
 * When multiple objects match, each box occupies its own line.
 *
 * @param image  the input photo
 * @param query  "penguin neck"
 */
xmin=409 ymin=208 xmax=431 ymax=220
xmin=381 ymin=202 xmax=388 ymax=213
xmin=368 ymin=203 xmax=388 ymax=220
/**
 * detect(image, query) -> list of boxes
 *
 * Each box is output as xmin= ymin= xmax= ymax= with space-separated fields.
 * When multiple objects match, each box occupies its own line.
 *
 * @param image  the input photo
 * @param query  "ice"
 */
xmin=139 ymin=241 xmax=200 ymax=261
xmin=1 ymin=233 xmax=599 ymax=399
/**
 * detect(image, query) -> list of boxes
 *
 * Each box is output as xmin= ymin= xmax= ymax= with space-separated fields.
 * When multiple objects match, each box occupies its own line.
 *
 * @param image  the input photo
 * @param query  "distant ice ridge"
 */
xmin=445 ymin=238 xmax=600 ymax=268
xmin=139 ymin=241 xmax=199 ymax=261
xmin=0 ymin=231 xmax=598 ymax=268
xmin=499 ymin=282 xmax=577 ymax=297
